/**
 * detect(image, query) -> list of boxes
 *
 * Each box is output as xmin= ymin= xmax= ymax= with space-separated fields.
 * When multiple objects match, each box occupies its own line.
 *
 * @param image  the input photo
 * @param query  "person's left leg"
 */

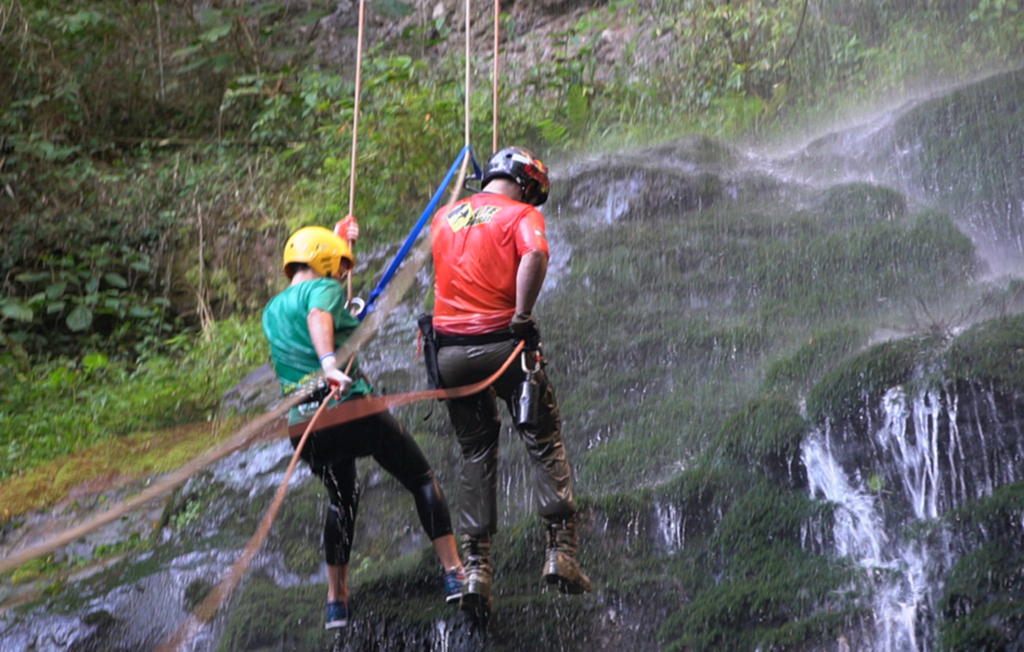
xmin=362 ymin=410 xmax=465 ymax=601
xmin=505 ymin=370 xmax=591 ymax=593
xmin=504 ymin=368 xmax=576 ymax=519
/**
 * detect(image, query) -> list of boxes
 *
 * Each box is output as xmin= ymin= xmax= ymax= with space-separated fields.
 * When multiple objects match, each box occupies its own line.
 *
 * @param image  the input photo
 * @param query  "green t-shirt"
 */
xmin=262 ymin=277 xmax=373 ymax=423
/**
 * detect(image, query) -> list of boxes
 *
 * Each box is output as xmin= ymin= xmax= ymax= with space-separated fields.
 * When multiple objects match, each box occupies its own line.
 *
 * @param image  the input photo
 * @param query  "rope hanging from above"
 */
xmin=342 ymin=0 xmax=368 ymax=306
xmin=493 ymin=0 xmax=501 ymax=153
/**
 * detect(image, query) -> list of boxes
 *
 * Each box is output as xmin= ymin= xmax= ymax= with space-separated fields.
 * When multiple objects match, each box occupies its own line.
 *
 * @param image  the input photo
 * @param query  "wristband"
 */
xmin=319 ymin=352 xmax=336 ymax=363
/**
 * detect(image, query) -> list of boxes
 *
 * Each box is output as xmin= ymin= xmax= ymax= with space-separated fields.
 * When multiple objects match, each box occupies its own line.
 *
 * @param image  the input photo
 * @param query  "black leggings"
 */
xmin=291 ymin=406 xmax=453 ymax=566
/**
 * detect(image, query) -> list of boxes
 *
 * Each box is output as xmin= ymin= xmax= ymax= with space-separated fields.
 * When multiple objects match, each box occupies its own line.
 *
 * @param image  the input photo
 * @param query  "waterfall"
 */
xmin=803 ymin=381 xmax=1024 ymax=651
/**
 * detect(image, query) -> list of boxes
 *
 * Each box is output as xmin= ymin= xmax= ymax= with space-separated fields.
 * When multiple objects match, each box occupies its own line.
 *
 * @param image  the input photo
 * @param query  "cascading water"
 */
xmin=805 ymin=379 xmax=1024 ymax=651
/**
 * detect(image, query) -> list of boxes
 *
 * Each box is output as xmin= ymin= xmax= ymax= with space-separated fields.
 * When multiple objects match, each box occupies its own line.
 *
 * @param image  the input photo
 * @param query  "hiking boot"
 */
xmin=443 ymin=568 xmax=465 ymax=604
xmin=459 ymin=533 xmax=493 ymax=614
xmin=325 ymin=600 xmax=348 ymax=629
xmin=543 ymin=517 xmax=592 ymax=594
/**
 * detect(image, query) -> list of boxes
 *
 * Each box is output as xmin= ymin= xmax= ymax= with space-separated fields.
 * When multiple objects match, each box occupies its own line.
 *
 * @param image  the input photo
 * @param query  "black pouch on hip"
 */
xmin=418 ymin=313 xmax=444 ymax=391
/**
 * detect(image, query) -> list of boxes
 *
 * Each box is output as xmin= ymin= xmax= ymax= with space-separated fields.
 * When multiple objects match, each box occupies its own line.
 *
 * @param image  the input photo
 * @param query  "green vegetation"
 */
xmin=939 ymin=483 xmax=1024 ymax=650
xmin=0 ymin=318 xmax=265 ymax=482
xmin=946 ymin=313 xmax=1024 ymax=390
xmin=719 ymin=398 xmax=808 ymax=484
xmin=659 ymin=483 xmax=858 ymax=652
xmin=2 ymin=1 xmax=1023 ymax=650
xmin=805 ymin=336 xmax=937 ymax=424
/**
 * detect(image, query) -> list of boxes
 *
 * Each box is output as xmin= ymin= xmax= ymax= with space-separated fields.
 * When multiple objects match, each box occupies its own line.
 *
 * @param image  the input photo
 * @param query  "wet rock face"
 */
xmin=818 ymin=383 xmax=1024 ymax=530
xmin=805 ymin=371 xmax=1024 ymax=652
xmin=220 ymin=362 xmax=279 ymax=417
xmin=556 ymin=135 xmax=733 ymax=222
xmin=815 ymin=182 xmax=907 ymax=226
xmin=785 ymin=69 xmax=1024 ymax=263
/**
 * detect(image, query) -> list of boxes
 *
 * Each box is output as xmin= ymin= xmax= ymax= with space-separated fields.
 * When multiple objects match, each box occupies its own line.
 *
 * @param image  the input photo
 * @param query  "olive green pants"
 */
xmin=437 ymin=339 xmax=577 ymax=536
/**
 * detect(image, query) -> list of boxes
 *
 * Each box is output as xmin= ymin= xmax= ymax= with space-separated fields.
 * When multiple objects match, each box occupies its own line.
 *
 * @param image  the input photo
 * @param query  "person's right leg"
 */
xmin=314 ymin=457 xmax=359 ymax=627
xmin=444 ymin=393 xmax=501 ymax=612
xmin=438 ymin=343 xmax=516 ymax=613
xmin=499 ymin=369 xmax=591 ymax=594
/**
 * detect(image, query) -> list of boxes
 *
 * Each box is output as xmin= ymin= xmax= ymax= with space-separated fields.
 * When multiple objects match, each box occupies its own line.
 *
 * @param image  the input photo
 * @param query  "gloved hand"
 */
xmin=334 ymin=215 xmax=359 ymax=244
xmin=320 ymin=353 xmax=352 ymax=396
xmin=510 ymin=312 xmax=541 ymax=351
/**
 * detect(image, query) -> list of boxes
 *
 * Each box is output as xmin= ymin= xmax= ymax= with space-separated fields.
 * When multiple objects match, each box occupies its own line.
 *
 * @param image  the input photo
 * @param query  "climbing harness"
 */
xmin=417 ymin=313 xmax=443 ymax=391
xmin=286 ymin=341 xmax=524 ymax=438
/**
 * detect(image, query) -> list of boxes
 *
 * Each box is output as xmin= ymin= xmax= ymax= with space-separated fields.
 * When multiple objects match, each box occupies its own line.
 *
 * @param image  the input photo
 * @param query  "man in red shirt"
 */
xmin=430 ymin=147 xmax=591 ymax=617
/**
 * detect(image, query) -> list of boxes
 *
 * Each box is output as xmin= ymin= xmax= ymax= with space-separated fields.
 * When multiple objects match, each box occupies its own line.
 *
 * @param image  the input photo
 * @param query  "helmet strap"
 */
xmin=521 ymin=180 xmax=539 ymax=205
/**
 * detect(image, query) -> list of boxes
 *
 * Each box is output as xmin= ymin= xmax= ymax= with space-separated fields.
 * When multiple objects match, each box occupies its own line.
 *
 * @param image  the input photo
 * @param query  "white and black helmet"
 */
xmin=481 ymin=146 xmax=550 ymax=206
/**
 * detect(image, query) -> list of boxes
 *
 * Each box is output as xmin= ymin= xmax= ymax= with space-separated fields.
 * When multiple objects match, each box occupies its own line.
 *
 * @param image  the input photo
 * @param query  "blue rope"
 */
xmin=361 ymin=145 xmax=482 ymax=318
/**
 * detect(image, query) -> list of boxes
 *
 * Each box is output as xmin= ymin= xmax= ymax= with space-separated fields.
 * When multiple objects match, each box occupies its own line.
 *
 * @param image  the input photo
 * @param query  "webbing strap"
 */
xmin=286 ymin=340 xmax=524 ymax=437
xmin=362 ymin=145 xmax=481 ymax=317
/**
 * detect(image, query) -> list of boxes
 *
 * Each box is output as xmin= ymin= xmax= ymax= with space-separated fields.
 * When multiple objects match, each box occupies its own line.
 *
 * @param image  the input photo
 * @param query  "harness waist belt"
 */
xmin=436 ymin=330 xmax=515 ymax=348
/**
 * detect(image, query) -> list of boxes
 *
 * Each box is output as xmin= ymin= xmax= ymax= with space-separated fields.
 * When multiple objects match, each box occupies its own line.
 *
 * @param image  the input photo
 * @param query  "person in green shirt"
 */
xmin=262 ymin=225 xmax=463 ymax=630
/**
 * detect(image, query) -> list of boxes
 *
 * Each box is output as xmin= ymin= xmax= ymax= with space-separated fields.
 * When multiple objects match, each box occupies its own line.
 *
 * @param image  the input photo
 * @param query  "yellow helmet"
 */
xmin=282 ymin=226 xmax=355 ymax=278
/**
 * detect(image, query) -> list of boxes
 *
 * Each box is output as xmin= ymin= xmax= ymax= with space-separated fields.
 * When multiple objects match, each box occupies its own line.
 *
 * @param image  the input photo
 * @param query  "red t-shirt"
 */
xmin=431 ymin=192 xmax=549 ymax=335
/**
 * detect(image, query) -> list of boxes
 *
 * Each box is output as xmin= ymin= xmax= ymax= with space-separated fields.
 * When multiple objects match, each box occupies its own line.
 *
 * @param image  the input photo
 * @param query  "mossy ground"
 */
xmin=0 ymin=416 xmax=245 ymax=520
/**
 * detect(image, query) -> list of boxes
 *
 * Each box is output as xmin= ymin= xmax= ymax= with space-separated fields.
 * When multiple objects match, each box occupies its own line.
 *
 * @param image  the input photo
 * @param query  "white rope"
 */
xmin=493 ymin=0 xmax=500 ymax=153
xmin=348 ymin=0 xmax=367 ymax=217
xmin=464 ymin=0 xmax=472 ymax=149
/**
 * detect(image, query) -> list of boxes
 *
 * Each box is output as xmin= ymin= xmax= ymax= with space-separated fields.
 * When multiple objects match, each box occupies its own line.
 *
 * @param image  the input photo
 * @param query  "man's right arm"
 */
xmin=515 ymin=249 xmax=548 ymax=318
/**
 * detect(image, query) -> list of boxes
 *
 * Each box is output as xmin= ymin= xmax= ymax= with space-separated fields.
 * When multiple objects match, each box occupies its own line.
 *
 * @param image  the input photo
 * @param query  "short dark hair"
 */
xmin=285 ymin=262 xmax=311 ymax=278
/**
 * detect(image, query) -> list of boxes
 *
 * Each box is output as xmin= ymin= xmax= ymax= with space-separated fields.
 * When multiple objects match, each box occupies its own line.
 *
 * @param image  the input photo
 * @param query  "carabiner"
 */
xmin=347 ymin=296 xmax=366 ymax=317
xmin=521 ymin=351 xmax=540 ymax=374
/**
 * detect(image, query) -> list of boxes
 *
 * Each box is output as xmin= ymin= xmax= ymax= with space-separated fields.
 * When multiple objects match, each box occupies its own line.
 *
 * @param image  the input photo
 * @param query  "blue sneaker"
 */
xmin=325 ymin=600 xmax=348 ymax=629
xmin=443 ymin=568 xmax=464 ymax=604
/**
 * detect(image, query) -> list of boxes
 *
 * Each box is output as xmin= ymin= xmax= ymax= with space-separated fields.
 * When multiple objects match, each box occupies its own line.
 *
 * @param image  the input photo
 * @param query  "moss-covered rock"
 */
xmin=764 ymin=325 xmax=865 ymax=394
xmin=883 ymin=69 xmax=1024 ymax=254
xmin=216 ymin=575 xmax=330 ymax=651
xmin=806 ymin=336 xmax=941 ymax=424
xmin=556 ymin=135 xmax=732 ymax=222
xmin=939 ymin=483 xmax=1024 ymax=651
xmin=658 ymin=481 xmax=857 ymax=652
xmin=720 ymin=398 xmax=809 ymax=488
xmin=818 ymin=182 xmax=907 ymax=227
xmin=946 ymin=313 xmax=1024 ymax=390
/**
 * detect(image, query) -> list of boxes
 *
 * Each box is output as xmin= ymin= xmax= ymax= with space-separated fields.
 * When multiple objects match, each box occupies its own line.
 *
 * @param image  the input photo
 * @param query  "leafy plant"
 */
xmin=1 ymin=244 xmax=175 ymax=360
xmin=0 ymin=317 xmax=267 ymax=481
